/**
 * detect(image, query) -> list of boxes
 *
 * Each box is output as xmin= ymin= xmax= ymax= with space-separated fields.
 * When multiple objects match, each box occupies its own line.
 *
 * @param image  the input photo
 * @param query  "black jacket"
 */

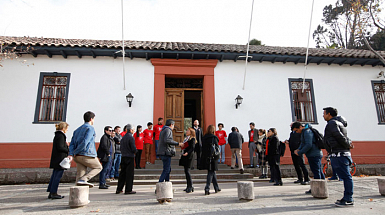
xmin=267 ymin=135 xmax=280 ymax=156
xmin=50 ymin=131 xmax=69 ymax=169
xmin=324 ymin=116 xmax=350 ymax=153
xmin=97 ymin=134 xmax=112 ymax=162
xmin=179 ymin=137 xmax=196 ymax=168
xmin=193 ymin=126 xmax=203 ymax=152
xmin=114 ymin=135 xmax=121 ymax=154
xmin=288 ymin=131 xmax=301 ymax=152
xmin=199 ymin=134 xmax=219 ymax=171
xmin=157 ymin=126 xmax=178 ymax=156
xmin=120 ymin=132 xmax=137 ymax=157
xmin=228 ymin=131 xmax=243 ymax=149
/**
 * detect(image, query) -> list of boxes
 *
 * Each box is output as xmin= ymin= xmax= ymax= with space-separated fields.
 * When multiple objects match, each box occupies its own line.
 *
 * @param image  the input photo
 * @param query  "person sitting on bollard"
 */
xmin=179 ymin=128 xmax=196 ymax=193
xmin=47 ymin=122 xmax=70 ymax=199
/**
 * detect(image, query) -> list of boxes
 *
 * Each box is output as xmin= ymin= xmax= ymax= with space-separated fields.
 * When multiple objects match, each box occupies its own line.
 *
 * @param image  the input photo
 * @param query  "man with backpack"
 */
xmin=228 ymin=127 xmax=244 ymax=174
xmin=323 ymin=107 xmax=354 ymax=207
xmin=292 ymin=122 xmax=324 ymax=194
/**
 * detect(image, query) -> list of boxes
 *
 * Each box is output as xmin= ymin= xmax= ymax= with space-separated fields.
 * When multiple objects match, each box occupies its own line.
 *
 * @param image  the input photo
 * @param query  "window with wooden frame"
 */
xmin=372 ymin=81 xmax=385 ymax=124
xmin=33 ymin=72 xmax=70 ymax=123
xmin=288 ymin=78 xmax=317 ymax=124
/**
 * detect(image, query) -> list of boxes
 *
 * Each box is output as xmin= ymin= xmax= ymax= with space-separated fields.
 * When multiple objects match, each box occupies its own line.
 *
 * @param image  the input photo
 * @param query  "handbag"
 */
xmin=210 ymin=138 xmax=220 ymax=159
xmin=59 ymin=157 xmax=71 ymax=170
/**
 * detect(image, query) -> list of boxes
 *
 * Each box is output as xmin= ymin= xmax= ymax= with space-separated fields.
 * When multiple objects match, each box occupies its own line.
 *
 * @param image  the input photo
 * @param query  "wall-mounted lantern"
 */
xmin=126 ymin=93 xmax=134 ymax=107
xmin=235 ymin=95 xmax=243 ymax=109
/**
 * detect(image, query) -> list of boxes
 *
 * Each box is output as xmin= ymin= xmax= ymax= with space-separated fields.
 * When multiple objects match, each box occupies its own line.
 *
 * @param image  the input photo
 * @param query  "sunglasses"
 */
xmin=108 ymin=130 xmax=113 ymax=132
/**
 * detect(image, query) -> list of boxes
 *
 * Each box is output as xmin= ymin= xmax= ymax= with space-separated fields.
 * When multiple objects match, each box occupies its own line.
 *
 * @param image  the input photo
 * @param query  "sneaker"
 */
xmin=240 ymin=169 xmax=244 ymax=174
xmin=335 ymin=199 xmax=354 ymax=207
xmin=76 ymin=180 xmax=94 ymax=188
xmin=294 ymin=180 xmax=302 ymax=184
xmin=301 ymin=181 xmax=310 ymax=185
xmin=146 ymin=162 xmax=151 ymax=165
xmin=305 ymin=189 xmax=311 ymax=194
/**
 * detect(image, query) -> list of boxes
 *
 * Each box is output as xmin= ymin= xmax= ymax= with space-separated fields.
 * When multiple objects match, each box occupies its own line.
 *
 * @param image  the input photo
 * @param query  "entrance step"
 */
xmin=131 ymin=173 xmax=253 ymax=180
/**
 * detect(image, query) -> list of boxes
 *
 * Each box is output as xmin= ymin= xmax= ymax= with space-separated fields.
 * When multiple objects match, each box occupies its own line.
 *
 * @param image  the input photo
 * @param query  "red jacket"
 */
xmin=153 ymin=124 xmax=163 ymax=140
xmin=215 ymin=130 xmax=227 ymax=145
xmin=143 ymin=129 xmax=153 ymax=144
xmin=134 ymin=132 xmax=144 ymax=150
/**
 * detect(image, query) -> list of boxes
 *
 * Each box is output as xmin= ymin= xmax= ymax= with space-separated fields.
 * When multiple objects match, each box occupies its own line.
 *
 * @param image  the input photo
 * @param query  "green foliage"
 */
xmin=249 ymin=39 xmax=262 ymax=45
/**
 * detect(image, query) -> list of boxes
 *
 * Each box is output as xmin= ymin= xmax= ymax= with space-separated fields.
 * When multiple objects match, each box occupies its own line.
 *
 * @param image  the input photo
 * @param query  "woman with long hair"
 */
xmin=266 ymin=128 xmax=283 ymax=186
xmin=47 ymin=122 xmax=70 ymax=199
xmin=179 ymin=127 xmax=196 ymax=193
xmin=134 ymin=125 xmax=144 ymax=169
xmin=200 ymin=125 xmax=221 ymax=195
xmin=258 ymin=129 xmax=268 ymax=179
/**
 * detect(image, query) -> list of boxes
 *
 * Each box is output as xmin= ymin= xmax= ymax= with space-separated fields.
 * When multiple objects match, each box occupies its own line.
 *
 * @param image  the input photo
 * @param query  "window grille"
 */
xmin=289 ymin=79 xmax=317 ymax=123
xmin=372 ymin=81 xmax=385 ymax=124
xmin=34 ymin=73 xmax=70 ymax=123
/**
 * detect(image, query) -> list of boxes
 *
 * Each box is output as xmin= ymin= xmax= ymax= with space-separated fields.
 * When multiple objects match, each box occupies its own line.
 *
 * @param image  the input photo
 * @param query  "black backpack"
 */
xmin=279 ymin=141 xmax=286 ymax=157
xmin=310 ymin=127 xmax=325 ymax=149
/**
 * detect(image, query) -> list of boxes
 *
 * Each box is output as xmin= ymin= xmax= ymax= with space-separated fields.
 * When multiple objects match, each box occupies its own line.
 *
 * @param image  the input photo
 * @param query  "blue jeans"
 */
xmin=331 ymin=156 xmax=354 ymax=202
xmin=47 ymin=169 xmax=64 ymax=194
xmin=205 ymin=170 xmax=219 ymax=192
xmin=111 ymin=153 xmax=121 ymax=178
xmin=155 ymin=140 xmax=159 ymax=159
xmin=99 ymin=157 xmax=111 ymax=185
xmin=218 ymin=144 xmax=226 ymax=163
xmin=159 ymin=155 xmax=171 ymax=182
xmin=307 ymin=155 xmax=325 ymax=179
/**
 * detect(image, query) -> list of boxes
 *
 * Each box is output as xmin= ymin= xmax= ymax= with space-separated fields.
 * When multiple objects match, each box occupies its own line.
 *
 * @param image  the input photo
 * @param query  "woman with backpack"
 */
xmin=179 ymin=128 xmax=196 ymax=193
xmin=266 ymin=128 xmax=283 ymax=186
xmin=199 ymin=125 xmax=221 ymax=195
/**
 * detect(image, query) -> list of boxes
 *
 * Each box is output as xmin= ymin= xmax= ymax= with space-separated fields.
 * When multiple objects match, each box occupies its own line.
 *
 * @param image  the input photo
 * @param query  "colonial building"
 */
xmin=0 ymin=36 xmax=384 ymax=169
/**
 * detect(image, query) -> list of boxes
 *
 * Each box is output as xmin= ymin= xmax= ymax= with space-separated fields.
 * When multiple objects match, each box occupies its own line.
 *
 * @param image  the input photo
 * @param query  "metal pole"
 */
xmin=302 ymin=0 xmax=315 ymax=93
xmin=242 ymin=0 xmax=255 ymax=90
xmin=121 ymin=0 xmax=126 ymax=90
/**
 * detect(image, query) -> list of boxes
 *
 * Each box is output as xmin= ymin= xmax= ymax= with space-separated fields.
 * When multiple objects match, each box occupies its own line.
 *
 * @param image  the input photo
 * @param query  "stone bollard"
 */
xmin=310 ymin=179 xmax=328 ymax=199
xmin=69 ymin=186 xmax=90 ymax=208
xmin=237 ymin=181 xmax=254 ymax=201
xmin=377 ymin=178 xmax=385 ymax=196
xmin=156 ymin=182 xmax=173 ymax=204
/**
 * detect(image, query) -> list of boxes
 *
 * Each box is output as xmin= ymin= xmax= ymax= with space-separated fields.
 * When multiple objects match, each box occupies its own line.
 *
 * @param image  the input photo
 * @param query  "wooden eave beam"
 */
xmin=361 ymin=60 xmax=370 ymax=66
xmin=90 ymin=50 xmax=96 ymax=58
xmin=271 ymin=57 xmax=277 ymax=63
xmin=75 ymin=51 xmax=82 ymax=58
xmin=44 ymin=50 xmax=52 ymax=58
xmin=128 ymin=52 xmax=133 ymax=59
xmin=339 ymin=59 xmax=348 ymax=66
xmin=282 ymin=57 xmax=289 ymax=64
xmin=191 ymin=53 xmax=194 ymax=59
xmin=294 ymin=58 xmax=301 ymax=64
xmin=176 ymin=53 xmax=179 ymax=60
xmin=60 ymin=50 xmax=67 ymax=59
xmin=161 ymin=53 xmax=164 ymax=59
xmin=220 ymin=54 xmax=224 ymax=62
xmin=206 ymin=54 xmax=210 ymax=60
xmin=372 ymin=61 xmax=383 ymax=67
xmin=316 ymin=59 xmax=324 ymax=65
xmin=259 ymin=56 xmax=265 ymax=63
xmin=233 ymin=55 xmax=238 ymax=62
xmin=328 ymin=59 xmax=336 ymax=65
xmin=145 ymin=52 xmax=149 ymax=60
xmin=31 ymin=51 xmax=37 ymax=58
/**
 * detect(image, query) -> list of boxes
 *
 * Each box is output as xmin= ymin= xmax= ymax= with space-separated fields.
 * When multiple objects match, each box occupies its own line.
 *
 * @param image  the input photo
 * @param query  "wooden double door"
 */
xmin=165 ymin=88 xmax=203 ymax=143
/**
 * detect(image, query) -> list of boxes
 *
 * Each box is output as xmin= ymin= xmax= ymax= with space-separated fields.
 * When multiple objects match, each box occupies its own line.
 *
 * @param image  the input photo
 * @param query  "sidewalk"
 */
xmin=0 ymin=177 xmax=384 ymax=214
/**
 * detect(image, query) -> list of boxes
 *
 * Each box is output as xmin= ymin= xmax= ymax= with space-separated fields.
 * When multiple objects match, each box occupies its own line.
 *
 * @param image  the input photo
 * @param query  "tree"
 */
xmin=249 ymin=39 xmax=262 ymax=45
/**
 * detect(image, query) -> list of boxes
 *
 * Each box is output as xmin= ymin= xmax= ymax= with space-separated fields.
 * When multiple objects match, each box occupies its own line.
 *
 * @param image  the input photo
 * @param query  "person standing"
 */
xmin=323 ymin=107 xmax=354 ymax=206
xmin=179 ymin=128 xmax=196 ymax=193
xmin=116 ymin=124 xmax=137 ymax=194
xmin=293 ymin=122 xmax=325 ymax=194
xmin=68 ymin=111 xmax=102 ymax=188
xmin=193 ymin=120 xmax=203 ymax=170
xmin=47 ymin=122 xmax=70 ymax=199
xmin=106 ymin=130 xmax=116 ymax=182
xmin=97 ymin=126 xmax=113 ymax=189
xmin=153 ymin=118 xmax=164 ymax=160
xmin=143 ymin=122 xmax=154 ymax=165
xmin=258 ymin=129 xmax=268 ymax=179
xmin=215 ymin=123 xmax=227 ymax=164
xmin=134 ymin=125 xmax=144 ymax=169
xmin=284 ymin=123 xmax=310 ymax=185
xmin=248 ymin=122 xmax=259 ymax=168
xmin=157 ymin=119 xmax=184 ymax=184
xmin=200 ymin=125 xmax=221 ymax=195
xmin=266 ymin=128 xmax=283 ymax=186
xmin=111 ymin=126 xmax=122 ymax=180
xmin=228 ymin=127 xmax=244 ymax=174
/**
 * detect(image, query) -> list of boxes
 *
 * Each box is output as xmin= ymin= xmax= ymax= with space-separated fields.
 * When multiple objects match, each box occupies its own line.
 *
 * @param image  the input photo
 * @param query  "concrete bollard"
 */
xmin=69 ymin=186 xmax=90 ymax=208
xmin=377 ymin=178 xmax=385 ymax=196
xmin=156 ymin=182 xmax=173 ymax=204
xmin=310 ymin=179 xmax=328 ymax=199
xmin=237 ymin=181 xmax=254 ymax=201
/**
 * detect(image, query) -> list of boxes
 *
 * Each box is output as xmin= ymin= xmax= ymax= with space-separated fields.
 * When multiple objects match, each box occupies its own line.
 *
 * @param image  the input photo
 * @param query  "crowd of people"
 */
xmin=47 ymin=106 xmax=354 ymax=206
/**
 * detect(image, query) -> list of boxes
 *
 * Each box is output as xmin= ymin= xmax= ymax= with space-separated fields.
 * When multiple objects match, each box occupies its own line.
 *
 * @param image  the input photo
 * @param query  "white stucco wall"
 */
xmin=0 ymin=55 xmax=154 ymax=142
xmin=214 ymin=60 xmax=385 ymax=141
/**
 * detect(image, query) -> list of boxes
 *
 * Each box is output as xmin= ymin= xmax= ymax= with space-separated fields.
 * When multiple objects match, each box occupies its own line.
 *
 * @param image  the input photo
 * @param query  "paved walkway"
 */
xmin=0 ymin=176 xmax=384 ymax=214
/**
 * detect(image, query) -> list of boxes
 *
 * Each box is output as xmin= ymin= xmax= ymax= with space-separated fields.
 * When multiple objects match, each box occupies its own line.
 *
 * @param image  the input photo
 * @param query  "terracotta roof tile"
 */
xmin=1 ymin=36 xmax=385 ymax=59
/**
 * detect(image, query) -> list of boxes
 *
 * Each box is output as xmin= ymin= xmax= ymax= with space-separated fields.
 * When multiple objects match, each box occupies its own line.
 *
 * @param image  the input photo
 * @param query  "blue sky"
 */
xmin=1 ymin=0 xmax=338 ymax=48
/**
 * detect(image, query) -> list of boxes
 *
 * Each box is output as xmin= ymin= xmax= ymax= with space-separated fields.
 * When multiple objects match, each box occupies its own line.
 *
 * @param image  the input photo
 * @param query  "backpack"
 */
xmin=310 ymin=127 xmax=325 ymax=149
xmin=279 ymin=141 xmax=286 ymax=157
xmin=210 ymin=138 xmax=220 ymax=159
